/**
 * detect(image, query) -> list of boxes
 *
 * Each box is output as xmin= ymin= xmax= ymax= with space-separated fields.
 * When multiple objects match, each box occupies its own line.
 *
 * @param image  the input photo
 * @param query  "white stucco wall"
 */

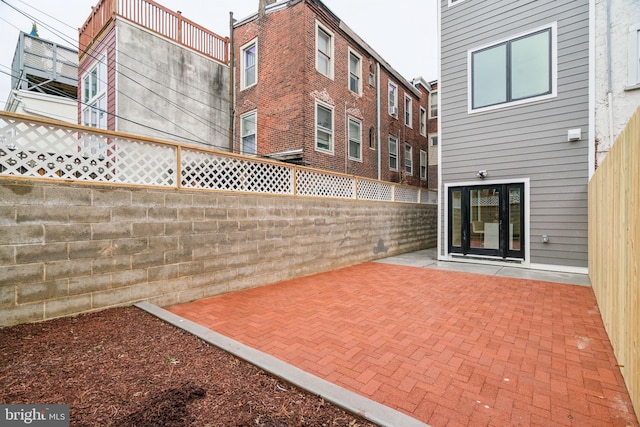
xmin=594 ymin=0 xmax=640 ymax=166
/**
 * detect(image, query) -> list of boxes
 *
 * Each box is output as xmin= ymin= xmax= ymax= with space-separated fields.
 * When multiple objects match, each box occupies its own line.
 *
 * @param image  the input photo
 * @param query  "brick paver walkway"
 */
xmin=168 ymin=263 xmax=638 ymax=427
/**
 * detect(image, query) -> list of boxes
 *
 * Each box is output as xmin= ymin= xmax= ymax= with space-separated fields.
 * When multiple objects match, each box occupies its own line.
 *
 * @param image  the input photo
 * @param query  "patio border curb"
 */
xmin=135 ymin=301 xmax=431 ymax=427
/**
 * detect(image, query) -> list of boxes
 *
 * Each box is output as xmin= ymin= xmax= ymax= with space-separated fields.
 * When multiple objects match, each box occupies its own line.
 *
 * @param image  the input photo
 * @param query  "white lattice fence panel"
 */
xmin=421 ymin=189 xmax=438 ymax=204
xmin=0 ymin=117 xmax=119 ymax=182
xmin=395 ymin=186 xmax=420 ymax=203
xmin=115 ymin=140 xmax=176 ymax=186
xmin=296 ymin=169 xmax=355 ymax=199
xmin=357 ymin=179 xmax=394 ymax=201
xmin=181 ymin=149 xmax=294 ymax=194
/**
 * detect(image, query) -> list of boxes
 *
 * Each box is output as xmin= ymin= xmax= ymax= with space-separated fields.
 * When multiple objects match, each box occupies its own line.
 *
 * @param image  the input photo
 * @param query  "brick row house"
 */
xmin=232 ymin=0 xmax=433 ymax=188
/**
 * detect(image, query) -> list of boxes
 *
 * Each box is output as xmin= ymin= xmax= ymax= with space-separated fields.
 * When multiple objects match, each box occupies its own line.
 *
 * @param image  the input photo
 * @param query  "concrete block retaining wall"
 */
xmin=0 ymin=180 xmax=437 ymax=326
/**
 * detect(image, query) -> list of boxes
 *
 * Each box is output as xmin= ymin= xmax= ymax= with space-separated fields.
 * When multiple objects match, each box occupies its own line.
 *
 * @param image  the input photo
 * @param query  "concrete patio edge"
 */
xmin=135 ymin=301 xmax=430 ymax=427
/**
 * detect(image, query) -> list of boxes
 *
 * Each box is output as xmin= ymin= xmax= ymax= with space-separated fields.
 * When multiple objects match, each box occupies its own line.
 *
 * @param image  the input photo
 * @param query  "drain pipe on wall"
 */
xmin=376 ymin=62 xmax=381 ymax=181
xmin=606 ymin=0 xmax=614 ymax=151
xmin=345 ymin=101 xmax=348 ymax=174
xmin=228 ymin=11 xmax=235 ymax=153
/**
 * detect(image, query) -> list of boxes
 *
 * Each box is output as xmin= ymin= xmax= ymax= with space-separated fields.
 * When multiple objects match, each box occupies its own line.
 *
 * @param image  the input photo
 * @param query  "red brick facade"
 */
xmin=233 ymin=0 xmax=431 ymax=187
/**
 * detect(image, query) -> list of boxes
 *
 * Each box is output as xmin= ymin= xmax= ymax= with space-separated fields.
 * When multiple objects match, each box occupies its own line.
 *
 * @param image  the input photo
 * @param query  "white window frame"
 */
xmin=240 ymin=110 xmax=257 ymax=155
xmin=628 ymin=24 xmax=640 ymax=88
xmin=420 ymin=150 xmax=427 ymax=180
xmin=348 ymin=117 xmax=362 ymax=161
xmin=419 ymin=106 xmax=427 ymax=136
xmin=388 ymin=82 xmax=398 ymax=117
xmin=404 ymin=95 xmax=413 ymax=128
xmin=430 ymin=135 xmax=438 ymax=147
xmin=389 ymin=136 xmax=398 ymax=171
xmin=240 ymin=39 xmax=257 ymax=90
xmin=316 ymin=21 xmax=334 ymax=79
xmin=405 ymin=143 xmax=413 ymax=176
xmin=348 ymin=48 xmax=362 ymax=95
xmin=315 ymin=100 xmax=334 ymax=154
xmin=467 ymin=23 xmax=558 ymax=114
xmin=429 ymin=91 xmax=438 ymax=119
xmin=82 ymin=54 xmax=107 ymax=129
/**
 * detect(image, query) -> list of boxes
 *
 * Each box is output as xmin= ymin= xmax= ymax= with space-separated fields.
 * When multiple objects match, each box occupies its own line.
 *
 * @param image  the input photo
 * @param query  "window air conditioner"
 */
xmin=390 ymin=106 xmax=398 ymax=115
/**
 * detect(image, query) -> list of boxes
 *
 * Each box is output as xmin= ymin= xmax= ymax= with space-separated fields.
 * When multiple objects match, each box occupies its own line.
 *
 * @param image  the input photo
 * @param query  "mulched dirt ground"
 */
xmin=0 ymin=306 xmax=378 ymax=426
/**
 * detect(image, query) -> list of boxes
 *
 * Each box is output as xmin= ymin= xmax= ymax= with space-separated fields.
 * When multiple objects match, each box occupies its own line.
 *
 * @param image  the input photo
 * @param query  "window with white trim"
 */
xmin=431 ymin=135 xmax=438 ymax=146
xmin=419 ymin=107 xmax=427 ymax=136
xmin=82 ymin=55 xmax=107 ymax=129
xmin=405 ymin=143 xmax=413 ymax=175
xmin=348 ymin=117 xmax=362 ymax=161
xmin=315 ymin=101 xmax=334 ymax=153
xmin=404 ymin=95 xmax=412 ymax=127
xmin=429 ymin=91 xmax=438 ymax=118
xmin=316 ymin=22 xmax=334 ymax=78
xmin=348 ymin=49 xmax=362 ymax=94
xmin=420 ymin=150 xmax=427 ymax=180
xmin=388 ymin=82 xmax=398 ymax=117
xmin=389 ymin=136 xmax=398 ymax=170
xmin=241 ymin=40 xmax=257 ymax=89
xmin=470 ymin=25 xmax=556 ymax=111
xmin=240 ymin=111 xmax=257 ymax=155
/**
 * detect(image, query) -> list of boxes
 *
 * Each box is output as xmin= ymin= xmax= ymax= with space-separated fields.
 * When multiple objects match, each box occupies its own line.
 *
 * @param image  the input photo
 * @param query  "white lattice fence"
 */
xmin=296 ymin=168 xmax=355 ymax=199
xmin=395 ymin=186 xmax=420 ymax=203
xmin=358 ymin=179 xmax=394 ymax=201
xmin=0 ymin=113 xmax=436 ymax=204
xmin=181 ymin=149 xmax=294 ymax=194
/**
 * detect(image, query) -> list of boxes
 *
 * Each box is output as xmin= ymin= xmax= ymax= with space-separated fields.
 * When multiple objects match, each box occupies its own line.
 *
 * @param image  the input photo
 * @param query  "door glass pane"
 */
xmin=451 ymin=190 xmax=462 ymax=247
xmin=470 ymin=188 xmax=500 ymax=249
xmin=509 ymin=187 xmax=522 ymax=251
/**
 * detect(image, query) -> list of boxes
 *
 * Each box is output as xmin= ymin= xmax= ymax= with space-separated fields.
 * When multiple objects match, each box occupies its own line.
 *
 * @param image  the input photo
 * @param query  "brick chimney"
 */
xmin=259 ymin=0 xmax=277 ymax=17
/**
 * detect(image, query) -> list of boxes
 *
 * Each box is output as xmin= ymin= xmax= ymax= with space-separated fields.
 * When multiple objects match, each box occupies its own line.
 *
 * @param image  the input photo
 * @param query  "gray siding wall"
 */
xmin=440 ymin=0 xmax=590 ymax=268
xmin=117 ymin=20 xmax=230 ymax=150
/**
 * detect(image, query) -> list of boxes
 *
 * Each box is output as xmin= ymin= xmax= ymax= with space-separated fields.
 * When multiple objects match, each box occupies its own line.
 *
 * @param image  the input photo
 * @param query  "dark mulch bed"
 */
xmin=0 ymin=306 xmax=377 ymax=426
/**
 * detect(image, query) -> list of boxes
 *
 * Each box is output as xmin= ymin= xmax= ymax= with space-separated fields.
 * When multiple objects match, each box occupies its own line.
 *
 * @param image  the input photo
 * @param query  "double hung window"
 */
xmin=349 ymin=50 xmax=362 ymax=94
xmin=405 ymin=95 xmax=412 ymax=127
xmin=316 ymin=23 xmax=334 ymax=78
xmin=348 ymin=118 xmax=362 ymax=161
xmin=388 ymin=83 xmax=398 ymax=117
xmin=241 ymin=111 xmax=257 ymax=155
xmin=389 ymin=136 xmax=398 ymax=170
xmin=316 ymin=102 xmax=334 ymax=153
xmin=405 ymin=143 xmax=413 ymax=175
xmin=241 ymin=40 xmax=257 ymax=89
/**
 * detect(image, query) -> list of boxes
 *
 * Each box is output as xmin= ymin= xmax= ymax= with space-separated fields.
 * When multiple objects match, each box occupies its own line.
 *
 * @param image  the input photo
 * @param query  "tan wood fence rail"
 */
xmin=589 ymin=107 xmax=640 ymax=419
xmin=0 ymin=111 xmax=436 ymax=205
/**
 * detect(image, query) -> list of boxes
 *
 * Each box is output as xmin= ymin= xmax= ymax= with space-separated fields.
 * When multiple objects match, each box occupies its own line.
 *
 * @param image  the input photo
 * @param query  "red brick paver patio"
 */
xmin=168 ymin=263 xmax=638 ymax=427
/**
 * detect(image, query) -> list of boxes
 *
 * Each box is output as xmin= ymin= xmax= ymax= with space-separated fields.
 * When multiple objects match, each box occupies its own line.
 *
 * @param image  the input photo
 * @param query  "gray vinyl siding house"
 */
xmin=438 ymin=0 xmax=591 ymax=273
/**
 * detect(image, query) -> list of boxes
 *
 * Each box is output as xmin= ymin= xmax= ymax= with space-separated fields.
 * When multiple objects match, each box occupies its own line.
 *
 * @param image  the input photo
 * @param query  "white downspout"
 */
xmin=376 ymin=62 xmax=381 ymax=181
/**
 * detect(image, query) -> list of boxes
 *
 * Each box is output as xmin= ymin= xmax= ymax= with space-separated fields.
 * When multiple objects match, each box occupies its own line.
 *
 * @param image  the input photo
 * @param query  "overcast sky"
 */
xmin=0 ymin=0 xmax=438 ymax=105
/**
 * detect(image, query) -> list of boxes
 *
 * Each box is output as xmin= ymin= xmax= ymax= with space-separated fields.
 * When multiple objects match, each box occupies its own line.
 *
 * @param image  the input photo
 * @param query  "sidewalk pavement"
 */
xmin=164 ymin=249 xmax=638 ymax=427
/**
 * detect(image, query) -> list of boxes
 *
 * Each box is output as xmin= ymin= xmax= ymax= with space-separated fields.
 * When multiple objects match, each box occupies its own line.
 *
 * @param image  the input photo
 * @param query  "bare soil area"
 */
xmin=0 ymin=306 xmax=378 ymax=427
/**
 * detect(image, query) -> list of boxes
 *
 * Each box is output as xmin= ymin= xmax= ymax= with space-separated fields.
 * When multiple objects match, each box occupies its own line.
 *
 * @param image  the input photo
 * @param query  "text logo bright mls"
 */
xmin=1 ymin=405 xmax=69 ymax=426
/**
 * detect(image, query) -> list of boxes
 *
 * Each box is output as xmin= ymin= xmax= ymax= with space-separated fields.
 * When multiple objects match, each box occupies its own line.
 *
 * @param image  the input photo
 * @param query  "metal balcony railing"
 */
xmin=79 ymin=0 xmax=228 ymax=64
